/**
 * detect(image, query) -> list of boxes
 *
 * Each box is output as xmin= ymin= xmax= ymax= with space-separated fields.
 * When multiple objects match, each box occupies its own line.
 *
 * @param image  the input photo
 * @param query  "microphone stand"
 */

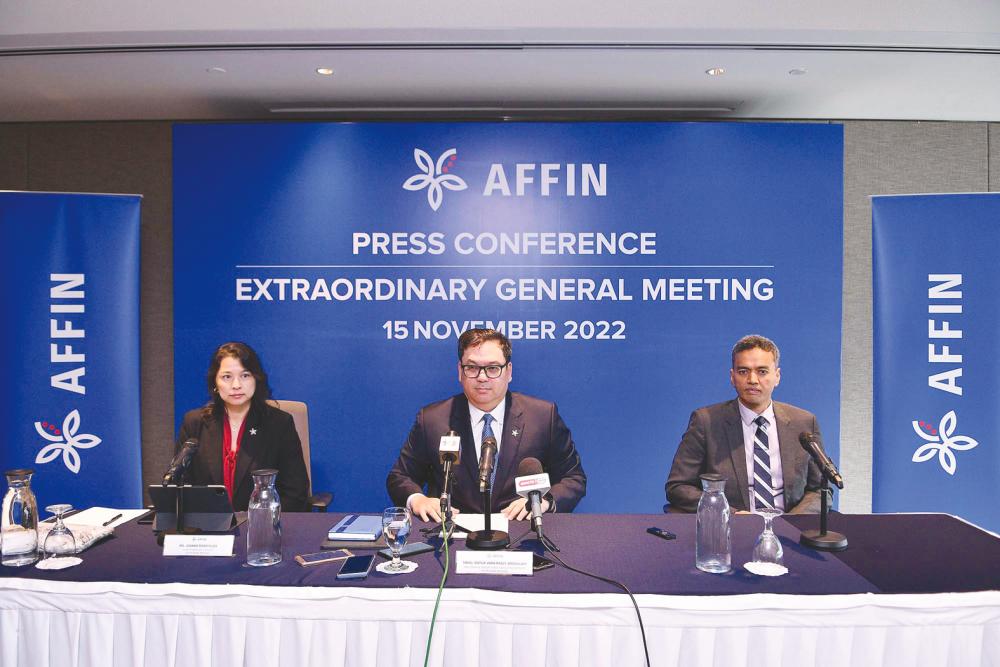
xmin=466 ymin=481 xmax=509 ymax=550
xmin=508 ymin=498 xmax=561 ymax=552
xmin=440 ymin=459 xmax=456 ymax=536
xmin=799 ymin=478 xmax=848 ymax=551
xmin=535 ymin=523 xmax=560 ymax=553
xmin=511 ymin=525 xmax=561 ymax=553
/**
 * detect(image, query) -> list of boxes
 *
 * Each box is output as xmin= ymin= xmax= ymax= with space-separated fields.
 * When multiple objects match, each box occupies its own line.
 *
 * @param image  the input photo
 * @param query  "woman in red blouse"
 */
xmin=175 ymin=342 xmax=309 ymax=511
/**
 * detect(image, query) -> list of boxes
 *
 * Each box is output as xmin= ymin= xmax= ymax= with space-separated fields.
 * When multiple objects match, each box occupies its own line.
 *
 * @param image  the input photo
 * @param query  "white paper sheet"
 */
xmin=48 ymin=507 xmax=148 ymax=529
xmin=448 ymin=513 xmax=509 ymax=538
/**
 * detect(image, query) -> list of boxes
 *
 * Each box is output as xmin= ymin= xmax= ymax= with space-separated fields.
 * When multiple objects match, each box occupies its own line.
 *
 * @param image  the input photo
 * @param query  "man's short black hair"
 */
xmin=458 ymin=328 xmax=512 ymax=364
xmin=731 ymin=334 xmax=780 ymax=368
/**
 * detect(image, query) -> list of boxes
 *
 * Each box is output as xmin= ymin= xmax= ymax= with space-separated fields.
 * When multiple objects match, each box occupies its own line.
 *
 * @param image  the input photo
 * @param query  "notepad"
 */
xmin=328 ymin=514 xmax=383 ymax=541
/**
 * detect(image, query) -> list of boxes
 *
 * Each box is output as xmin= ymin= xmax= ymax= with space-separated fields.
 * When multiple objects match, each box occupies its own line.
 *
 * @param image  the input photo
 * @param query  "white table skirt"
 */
xmin=1 ymin=578 xmax=998 ymax=667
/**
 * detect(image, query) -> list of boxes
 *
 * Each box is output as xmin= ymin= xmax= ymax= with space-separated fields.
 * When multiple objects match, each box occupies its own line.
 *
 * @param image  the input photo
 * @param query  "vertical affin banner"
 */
xmin=0 ymin=191 xmax=142 ymax=509
xmin=873 ymin=193 xmax=999 ymax=532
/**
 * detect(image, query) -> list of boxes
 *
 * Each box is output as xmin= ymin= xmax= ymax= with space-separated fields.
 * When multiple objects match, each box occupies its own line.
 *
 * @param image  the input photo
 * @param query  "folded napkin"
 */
xmin=37 ymin=522 xmax=113 ymax=553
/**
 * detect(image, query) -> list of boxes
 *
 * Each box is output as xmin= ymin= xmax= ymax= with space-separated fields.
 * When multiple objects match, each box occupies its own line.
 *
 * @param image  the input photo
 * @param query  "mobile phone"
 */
xmin=336 ymin=554 xmax=375 ymax=580
xmin=295 ymin=549 xmax=353 ymax=566
xmin=647 ymin=527 xmax=677 ymax=541
xmin=377 ymin=541 xmax=435 ymax=559
xmin=532 ymin=554 xmax=555 ymax=571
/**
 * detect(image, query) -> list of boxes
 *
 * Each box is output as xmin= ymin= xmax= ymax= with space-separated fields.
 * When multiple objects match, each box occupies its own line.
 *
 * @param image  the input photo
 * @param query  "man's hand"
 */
xmin=501 ymin=496 xmax=550 ymax=521
xmin=409 ymin=494 xmax=460 ymax=522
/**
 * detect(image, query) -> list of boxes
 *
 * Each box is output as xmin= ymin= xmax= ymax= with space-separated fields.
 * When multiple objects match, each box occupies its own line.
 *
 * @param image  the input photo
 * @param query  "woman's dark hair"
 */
xmin=202 ymin=341 xmax=272 ymax=418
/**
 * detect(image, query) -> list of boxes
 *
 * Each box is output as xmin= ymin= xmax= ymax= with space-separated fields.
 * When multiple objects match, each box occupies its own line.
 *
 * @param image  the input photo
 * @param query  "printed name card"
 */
xmin=162 ymin=534 xmax=235 ymax=557
xmin=455 ymin=550 xmax=533 ymax=576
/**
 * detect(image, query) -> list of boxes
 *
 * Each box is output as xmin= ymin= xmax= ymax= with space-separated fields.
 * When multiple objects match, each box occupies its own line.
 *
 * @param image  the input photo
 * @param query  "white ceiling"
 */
xmin=2 ymin=1 xmax=999 ymax=122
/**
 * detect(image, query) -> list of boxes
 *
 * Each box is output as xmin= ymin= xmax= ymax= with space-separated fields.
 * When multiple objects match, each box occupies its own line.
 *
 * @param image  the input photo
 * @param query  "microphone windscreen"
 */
xmin=798 ymin=431 xmax=817 ymax=448
xmin=517 ymin=457 xmax=543 ymax=477
xmin=482 ymin=435 xmax=498 ymax=450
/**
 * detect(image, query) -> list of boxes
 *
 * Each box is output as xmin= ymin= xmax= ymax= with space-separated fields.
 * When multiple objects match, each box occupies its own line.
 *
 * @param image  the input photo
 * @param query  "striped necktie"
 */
xmin=752 ymin=415 xmax=779 ymax=510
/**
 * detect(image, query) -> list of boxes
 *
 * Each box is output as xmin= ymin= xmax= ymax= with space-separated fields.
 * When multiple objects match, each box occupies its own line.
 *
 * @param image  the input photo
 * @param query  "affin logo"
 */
xmin=911 ymin=411 xmax=978 ymax=475
xmin=35 ymin=409 xmax=102 ymax=474
xmin=402 ymin=148 xmax=468 ymax=211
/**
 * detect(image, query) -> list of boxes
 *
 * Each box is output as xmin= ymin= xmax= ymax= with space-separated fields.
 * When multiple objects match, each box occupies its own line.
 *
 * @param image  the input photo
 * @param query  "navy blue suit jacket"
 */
xmin=387 ymin=391 xmax=586 ymax=513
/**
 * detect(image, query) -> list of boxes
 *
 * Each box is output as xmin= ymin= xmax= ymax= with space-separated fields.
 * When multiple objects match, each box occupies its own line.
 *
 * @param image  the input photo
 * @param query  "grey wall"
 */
xmin=840 ymin=122 xmax=991 ymax=513
xmin=2 ymin=120 xmax=997 ymax=510
xmin=0 ymin=122 xmax=175 ymax=501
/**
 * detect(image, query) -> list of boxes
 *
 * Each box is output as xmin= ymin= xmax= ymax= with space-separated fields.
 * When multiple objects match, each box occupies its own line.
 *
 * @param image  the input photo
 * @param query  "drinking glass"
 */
xmin=751 ymin=508 xmax=784 ymax=566
xmin=381 ymin=507 xmax=411 ymax=572
xmin=42 ymin=504 xmax=77 ymax=560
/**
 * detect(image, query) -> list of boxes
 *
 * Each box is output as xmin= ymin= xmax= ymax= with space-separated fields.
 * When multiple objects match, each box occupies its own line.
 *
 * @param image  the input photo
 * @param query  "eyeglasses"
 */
xmin=461 ymin=363 xmax=509 ymax=379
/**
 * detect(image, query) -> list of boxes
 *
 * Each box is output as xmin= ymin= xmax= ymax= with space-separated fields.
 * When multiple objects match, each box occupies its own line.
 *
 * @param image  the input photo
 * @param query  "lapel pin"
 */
xmin=511 ymin=429 xmax=520 ymax=437
xmin=249 ymin=428 xmax=257 ymax=435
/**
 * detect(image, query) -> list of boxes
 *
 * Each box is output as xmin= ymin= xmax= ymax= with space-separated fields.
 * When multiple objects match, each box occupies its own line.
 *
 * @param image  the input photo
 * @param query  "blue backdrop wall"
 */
xmin=173 ymin=122 xmax=843 ymax=513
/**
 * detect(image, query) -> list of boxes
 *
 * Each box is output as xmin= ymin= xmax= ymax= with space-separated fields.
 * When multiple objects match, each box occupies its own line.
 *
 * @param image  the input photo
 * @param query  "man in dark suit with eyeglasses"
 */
xmin=387 ymin=328 xmax=587 ymax=522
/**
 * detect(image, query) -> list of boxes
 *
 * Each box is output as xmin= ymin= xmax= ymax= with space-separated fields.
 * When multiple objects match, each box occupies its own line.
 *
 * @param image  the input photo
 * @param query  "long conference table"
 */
xmin=0 ymin=511 xmax=998 ymax=667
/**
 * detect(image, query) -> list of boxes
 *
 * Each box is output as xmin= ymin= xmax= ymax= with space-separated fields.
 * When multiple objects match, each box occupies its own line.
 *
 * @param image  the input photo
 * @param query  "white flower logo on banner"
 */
xmin=911 ymin=410 xmax=978 ymax=475
xmin=402 ymin=148 xmax=467 ymax=211
xmin=34 ymin=409 xmax=102 ymax=474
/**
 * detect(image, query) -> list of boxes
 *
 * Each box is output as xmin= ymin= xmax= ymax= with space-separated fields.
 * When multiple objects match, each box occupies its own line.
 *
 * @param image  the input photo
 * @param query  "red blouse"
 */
xmin=221 ymin=414 xmax=247 ymax=502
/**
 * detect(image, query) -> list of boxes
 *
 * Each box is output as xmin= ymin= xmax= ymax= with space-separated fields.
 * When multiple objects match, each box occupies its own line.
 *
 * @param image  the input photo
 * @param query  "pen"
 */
xmin=102 ymin=513 xmax=123 ymax=527
xmin=43 ymin=508 xmax=81 ymax=523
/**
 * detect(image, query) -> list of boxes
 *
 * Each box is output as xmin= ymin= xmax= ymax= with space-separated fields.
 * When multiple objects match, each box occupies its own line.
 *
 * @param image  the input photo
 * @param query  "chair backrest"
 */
xmin=267 ymin=399 xmax=313 ymax=494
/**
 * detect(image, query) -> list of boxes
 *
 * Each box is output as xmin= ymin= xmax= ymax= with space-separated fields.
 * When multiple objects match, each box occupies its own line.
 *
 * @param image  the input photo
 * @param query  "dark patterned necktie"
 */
xmin=752 ymin=415 xmax=779 ymax=510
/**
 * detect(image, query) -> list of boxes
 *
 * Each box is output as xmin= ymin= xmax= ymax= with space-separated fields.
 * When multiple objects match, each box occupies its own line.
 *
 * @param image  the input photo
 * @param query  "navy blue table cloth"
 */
xmin=2 ymin=512 xmax=997 ymax=596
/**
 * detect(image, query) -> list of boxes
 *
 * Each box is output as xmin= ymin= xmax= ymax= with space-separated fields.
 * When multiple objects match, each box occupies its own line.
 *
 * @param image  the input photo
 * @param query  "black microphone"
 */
xmin=478 ymin=435 xmax=498 ymax=493
xmin=515 ymin=457 xmax=551 ymax=537
xmin=798 ymin=432 xmax=844 ymax=489
xmin=162 ymin=438 xmax=199 ymax=486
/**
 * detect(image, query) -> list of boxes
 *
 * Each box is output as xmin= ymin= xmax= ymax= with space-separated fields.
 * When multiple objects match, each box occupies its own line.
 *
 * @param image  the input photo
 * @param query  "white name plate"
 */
xmin=163 ymin=534 xmax=235 ymax=557
xmin=455 ymin=550 xmax=532 ymax=576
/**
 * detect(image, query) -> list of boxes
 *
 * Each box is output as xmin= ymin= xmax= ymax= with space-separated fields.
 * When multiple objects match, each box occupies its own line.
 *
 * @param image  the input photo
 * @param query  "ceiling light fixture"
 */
xmin=269 ymin=105 xmax=738 ymax=114
xmin=316 ymin=68 xmax=334 ymax=76
xmin=705 ymin=67 xmax=725 ymax=76
xmin=206 ymin=67 xmax=227 ymax=74
xmin=789 ymin=68 xmax=808 ymax=76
